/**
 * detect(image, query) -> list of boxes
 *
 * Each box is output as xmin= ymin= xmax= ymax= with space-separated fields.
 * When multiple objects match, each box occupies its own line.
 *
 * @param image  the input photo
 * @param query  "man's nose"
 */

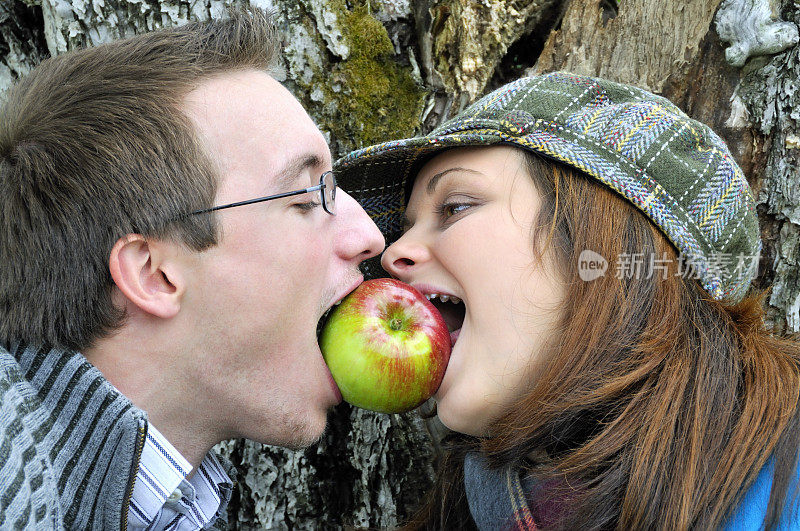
xmin=380 ymin=229 xmax=431 ymax=281
xmin=334 ymin=190 xmax=386 ymax=262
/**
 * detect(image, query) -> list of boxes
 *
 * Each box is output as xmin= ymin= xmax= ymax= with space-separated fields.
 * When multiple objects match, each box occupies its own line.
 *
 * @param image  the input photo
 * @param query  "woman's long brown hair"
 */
xmin=402 ymin=150 xmax=800 ymax=530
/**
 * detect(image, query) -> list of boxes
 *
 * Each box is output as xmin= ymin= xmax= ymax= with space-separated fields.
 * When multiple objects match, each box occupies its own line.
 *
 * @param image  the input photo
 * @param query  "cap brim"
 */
xmin=335 ymin=131 xmax=505 ymax=243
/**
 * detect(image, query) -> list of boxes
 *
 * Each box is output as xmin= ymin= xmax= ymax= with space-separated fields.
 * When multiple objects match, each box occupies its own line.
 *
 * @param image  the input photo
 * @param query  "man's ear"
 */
xmin=109 ymin=234 xmax=185 ymax=319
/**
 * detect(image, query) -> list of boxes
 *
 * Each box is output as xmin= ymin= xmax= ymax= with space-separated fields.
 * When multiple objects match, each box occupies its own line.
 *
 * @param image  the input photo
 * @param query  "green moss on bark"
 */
xmin=315 ymin=2 xmax=425 ymax=150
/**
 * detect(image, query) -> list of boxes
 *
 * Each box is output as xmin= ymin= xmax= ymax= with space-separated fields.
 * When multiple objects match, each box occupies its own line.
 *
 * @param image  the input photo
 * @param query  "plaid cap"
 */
xmin=335 ymin=71 xmax=761 ymax=303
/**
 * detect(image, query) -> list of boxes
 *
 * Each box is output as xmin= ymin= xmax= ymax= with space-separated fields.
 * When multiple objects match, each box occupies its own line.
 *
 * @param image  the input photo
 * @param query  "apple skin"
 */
xmin=320 ymin=278 xmax=451 ymax=414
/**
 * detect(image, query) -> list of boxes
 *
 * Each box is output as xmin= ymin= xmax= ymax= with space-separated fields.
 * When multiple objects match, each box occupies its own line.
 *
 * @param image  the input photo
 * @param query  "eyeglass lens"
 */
xmin=323 ymin=171 xmax=337 ymax=215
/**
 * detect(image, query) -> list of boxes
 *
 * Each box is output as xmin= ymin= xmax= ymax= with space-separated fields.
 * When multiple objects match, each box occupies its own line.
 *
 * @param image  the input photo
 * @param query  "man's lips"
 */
xmin=332 ymin=275 xmax=365 ymax=307
xmin=325 ymin=363 xmax=343 ymax=404
xmin=317 ymin=275 xmax=364 ymax=337
xmin=318 ymin=275 xmax=362 ymax=405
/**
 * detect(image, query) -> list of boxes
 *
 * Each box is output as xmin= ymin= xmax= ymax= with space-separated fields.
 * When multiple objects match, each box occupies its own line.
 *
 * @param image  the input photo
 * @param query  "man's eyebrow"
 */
xmin=272 ymin=154 xmax=324 ymax=192
xmin=426 ymin=167 xmax=482 ymax=194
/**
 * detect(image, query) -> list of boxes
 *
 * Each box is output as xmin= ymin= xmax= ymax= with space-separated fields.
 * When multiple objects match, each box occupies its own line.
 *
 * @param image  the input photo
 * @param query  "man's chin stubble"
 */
xmin=279 ymin=412 xmax=328 ymax=450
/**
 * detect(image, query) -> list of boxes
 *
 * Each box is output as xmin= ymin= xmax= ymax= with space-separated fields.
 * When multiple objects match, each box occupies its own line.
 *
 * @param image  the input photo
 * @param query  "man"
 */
xmin=0 ymin=9 xmax=384 ymax=530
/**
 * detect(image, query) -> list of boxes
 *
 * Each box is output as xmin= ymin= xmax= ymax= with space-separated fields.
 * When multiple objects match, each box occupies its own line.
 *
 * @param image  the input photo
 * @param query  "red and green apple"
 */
xmin=319 ymin=278 xmax=451 ymax=414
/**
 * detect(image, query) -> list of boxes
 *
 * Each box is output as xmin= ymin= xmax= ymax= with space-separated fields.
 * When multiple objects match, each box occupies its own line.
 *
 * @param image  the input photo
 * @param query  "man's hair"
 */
xmin=0 ymin=9 xmax=279 ymax=351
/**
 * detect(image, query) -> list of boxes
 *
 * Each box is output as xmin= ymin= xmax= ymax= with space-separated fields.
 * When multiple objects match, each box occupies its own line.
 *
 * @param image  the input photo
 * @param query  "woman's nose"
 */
xmin=380 ymin=230 xmax=431 ymax=280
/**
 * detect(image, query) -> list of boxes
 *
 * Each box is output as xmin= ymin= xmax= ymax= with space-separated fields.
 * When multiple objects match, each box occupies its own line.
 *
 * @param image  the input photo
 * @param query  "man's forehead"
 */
xmin=184 ymin=70 xmax=312 ymax=133
xmin=182 ymin=69 xmax=331 ymax=181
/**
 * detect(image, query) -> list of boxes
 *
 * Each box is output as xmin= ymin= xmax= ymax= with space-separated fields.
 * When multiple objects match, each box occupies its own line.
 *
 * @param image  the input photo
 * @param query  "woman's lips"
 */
xmin=450 ymin=328 xmax=461 ymax=345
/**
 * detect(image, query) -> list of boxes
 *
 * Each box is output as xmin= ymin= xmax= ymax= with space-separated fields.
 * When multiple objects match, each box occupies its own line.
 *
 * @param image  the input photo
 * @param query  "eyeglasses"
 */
xmin=186 ymin=170 xmax=337 ymax=217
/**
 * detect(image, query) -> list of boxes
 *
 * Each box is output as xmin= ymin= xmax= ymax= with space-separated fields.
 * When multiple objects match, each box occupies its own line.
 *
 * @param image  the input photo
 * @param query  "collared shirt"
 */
xmin=127 ymin=423 xmax=232 ymax=530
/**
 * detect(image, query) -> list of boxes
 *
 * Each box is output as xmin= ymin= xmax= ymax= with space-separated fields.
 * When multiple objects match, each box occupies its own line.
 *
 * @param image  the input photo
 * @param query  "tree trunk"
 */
xmin=2 ymin=0 xmax=798 ymax=528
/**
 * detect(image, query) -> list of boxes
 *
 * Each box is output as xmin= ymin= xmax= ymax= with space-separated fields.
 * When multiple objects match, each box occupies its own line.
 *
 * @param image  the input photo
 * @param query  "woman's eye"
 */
xmin=437 ymin=201 xmax=472 ymax=220
xmin=445 ymin=203 xmax=470 ymax=216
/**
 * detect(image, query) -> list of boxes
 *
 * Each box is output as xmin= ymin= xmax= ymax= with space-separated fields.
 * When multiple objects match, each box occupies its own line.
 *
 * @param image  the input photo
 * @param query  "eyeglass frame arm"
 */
xmin=188 ymin=184 xmax=325 ymax=216
xmin=181 ymin=170 xmax=336 ymax=218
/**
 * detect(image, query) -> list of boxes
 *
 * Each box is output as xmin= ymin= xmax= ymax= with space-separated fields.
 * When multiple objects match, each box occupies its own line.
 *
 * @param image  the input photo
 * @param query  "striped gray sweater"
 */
xmin=0 ymin=342 xmax=232 ymax=530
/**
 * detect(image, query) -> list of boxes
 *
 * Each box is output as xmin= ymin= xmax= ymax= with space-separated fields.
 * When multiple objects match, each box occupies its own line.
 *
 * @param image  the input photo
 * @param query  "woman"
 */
xmin=335 ymin=72 xmax=800 ymax=529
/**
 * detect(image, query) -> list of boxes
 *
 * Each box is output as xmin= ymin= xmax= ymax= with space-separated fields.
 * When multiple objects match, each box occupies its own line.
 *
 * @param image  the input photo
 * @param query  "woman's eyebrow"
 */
xmin=401 ymin=166 xmax=485 ymax=228
xmin=426 ymin=167 xmax=483 ymax=194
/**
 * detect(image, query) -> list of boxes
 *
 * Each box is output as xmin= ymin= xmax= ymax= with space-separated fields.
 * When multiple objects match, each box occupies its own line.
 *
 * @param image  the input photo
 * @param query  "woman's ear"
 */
xmin=108 ymin=234 xmax=185 ymax=319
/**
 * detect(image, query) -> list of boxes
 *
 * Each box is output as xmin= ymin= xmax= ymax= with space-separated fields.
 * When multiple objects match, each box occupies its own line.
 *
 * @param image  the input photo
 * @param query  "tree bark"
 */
xmin=2 ymin=0 xmax=799 ymax=528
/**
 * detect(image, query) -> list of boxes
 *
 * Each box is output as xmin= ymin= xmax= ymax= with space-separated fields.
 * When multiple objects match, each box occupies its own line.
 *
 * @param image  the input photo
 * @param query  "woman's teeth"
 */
xmin=425 ymin=293 xmax=463 ymax=305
